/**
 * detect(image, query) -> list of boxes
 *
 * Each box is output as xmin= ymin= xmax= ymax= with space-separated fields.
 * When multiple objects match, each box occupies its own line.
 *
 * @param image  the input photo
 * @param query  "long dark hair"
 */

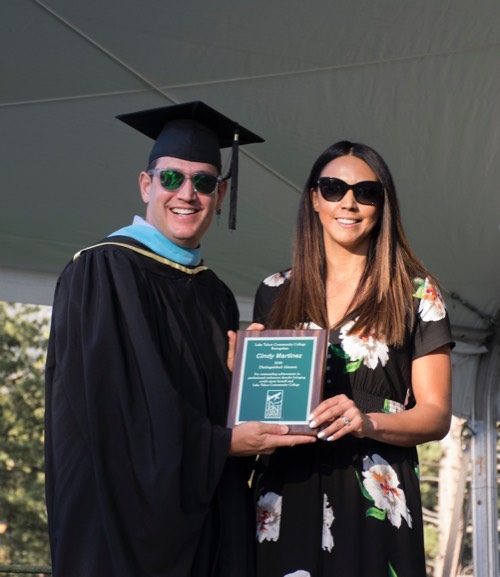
xmin=267 ymin=141 xmax=434 ymax=346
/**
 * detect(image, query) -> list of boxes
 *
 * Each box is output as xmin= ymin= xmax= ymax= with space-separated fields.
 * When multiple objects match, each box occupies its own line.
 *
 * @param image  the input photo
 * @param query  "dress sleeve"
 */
xmin=411 ymin=277 xmax=455 ymax=360
xmin=252 ymin=270 xmax=291 ymax=324
xmin=253 ymin=281 xmax=272 ymax=324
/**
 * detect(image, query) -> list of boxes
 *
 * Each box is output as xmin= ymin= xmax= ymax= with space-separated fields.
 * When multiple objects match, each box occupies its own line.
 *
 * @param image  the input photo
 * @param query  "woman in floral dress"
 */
xmin=251 ymin=141 xmax=453 ymax=577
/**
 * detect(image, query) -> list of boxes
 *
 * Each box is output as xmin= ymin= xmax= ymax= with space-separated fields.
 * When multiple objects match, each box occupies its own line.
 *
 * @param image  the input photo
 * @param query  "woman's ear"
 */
xmin=310 ymin=188 xmax=319 ymax=212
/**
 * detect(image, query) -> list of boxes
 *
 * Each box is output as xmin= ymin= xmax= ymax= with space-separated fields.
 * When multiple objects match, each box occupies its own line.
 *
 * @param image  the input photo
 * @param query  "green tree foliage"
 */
xmin=0 ymin=302 xmax=50 ymax=566
xmin=418 ymin=442 xmax=442 ymax=565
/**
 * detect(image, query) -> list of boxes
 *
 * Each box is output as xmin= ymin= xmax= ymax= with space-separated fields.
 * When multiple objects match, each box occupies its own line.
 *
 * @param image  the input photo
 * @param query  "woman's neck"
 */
xmin=324 ymin=249 xmax=368 ymax=327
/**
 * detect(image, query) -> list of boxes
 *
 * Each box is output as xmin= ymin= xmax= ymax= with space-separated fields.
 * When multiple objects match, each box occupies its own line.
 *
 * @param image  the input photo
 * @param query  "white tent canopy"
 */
xmin=1 ymin=1 xmax=499 ymax=573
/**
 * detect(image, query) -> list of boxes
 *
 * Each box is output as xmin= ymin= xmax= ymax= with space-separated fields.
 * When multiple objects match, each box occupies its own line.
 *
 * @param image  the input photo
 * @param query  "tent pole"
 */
xmin=471 ymin=322 xmax=500 ymax=577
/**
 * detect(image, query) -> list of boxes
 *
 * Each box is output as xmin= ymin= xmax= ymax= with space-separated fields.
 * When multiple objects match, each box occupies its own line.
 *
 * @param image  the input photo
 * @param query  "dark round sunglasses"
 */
xmin=148 ymin=169 xmax=222 ymax=195
xmin=315 ymin=177 xmax=383 ymax=206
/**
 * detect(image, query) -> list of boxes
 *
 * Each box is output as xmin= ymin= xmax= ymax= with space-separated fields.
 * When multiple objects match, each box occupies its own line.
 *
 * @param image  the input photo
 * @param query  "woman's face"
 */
xmin=311 ymin=154 xmax=381 ymax=255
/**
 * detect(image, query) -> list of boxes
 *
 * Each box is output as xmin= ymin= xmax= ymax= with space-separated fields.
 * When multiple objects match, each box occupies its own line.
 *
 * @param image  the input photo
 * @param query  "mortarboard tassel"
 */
xmin=228 ymin=125 xmax=240 ymax=230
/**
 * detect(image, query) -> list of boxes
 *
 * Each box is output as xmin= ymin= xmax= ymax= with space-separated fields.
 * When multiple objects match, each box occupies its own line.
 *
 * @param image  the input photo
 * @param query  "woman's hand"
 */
xmin=308 ymin=394 xmax=369 ymax=441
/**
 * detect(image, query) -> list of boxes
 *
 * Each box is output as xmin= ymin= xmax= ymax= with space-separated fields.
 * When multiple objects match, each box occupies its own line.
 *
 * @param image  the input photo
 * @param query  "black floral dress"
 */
xmin=252 ymin=272 xmax=453 ymax=577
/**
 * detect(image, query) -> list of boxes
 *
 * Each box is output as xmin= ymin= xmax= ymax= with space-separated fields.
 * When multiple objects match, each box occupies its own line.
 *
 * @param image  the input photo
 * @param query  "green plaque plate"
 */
xmin=227 ymin=329 xmax=328 ymax=434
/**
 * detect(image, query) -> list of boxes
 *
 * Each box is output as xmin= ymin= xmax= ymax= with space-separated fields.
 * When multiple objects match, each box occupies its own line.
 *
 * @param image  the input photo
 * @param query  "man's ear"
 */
xmin=139 ymin=171 xmax=152 ymax=204
xmin=215 ymin=179 xmax=228 ymax=212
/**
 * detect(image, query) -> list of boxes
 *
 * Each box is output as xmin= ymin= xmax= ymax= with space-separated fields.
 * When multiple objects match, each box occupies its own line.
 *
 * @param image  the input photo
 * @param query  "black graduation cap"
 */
xmin=116 ymin=101 xmax=264 ymax=230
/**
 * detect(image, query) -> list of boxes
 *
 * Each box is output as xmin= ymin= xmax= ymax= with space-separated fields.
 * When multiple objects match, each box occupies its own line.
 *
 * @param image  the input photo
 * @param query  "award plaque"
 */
xmin=227 ymin=329 xmax=328 ymax=434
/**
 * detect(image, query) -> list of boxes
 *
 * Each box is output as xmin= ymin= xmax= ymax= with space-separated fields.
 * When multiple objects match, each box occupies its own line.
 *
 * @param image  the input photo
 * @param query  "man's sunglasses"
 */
xmin=315 ymin=177 xmax=383 ymax=206
xmin=148 ymin=169 xmax=222 ymax=195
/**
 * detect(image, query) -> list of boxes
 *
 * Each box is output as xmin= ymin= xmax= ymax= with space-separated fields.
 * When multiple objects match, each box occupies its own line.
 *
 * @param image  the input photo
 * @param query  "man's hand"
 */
xmin=229 ymin=421 xmax=316 ymax=456
xmin=227 ymin=323 xmax=265 ymax=372
xmin=227 ymin=330 xmax=237 ymax=372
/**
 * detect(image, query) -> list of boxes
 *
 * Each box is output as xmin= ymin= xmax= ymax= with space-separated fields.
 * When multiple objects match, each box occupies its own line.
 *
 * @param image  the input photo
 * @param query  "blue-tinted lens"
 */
xmin=159 ymin=170 xmax=185 ymax=191
xmin=157 ymin=170 xmax=219 ymax=195
xmin=191 ymin=173 xmax=219 ymax=195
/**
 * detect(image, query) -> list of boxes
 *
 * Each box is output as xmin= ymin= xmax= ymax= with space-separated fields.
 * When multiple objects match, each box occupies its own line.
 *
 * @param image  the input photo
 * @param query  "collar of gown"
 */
xmin=109 ymin=216 xmax=202 ymax=267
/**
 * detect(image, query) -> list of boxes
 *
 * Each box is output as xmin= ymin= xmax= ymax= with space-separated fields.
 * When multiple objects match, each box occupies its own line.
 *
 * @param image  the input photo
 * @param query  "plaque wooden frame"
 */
xmin=227 ymin=329 xmax=328 ymax=434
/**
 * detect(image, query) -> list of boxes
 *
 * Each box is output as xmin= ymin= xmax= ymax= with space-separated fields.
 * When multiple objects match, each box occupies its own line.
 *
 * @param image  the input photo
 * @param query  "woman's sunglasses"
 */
xmin=315 ymin=177 xmax=383 ymax=206
xmin=148 ymin=168 xmax=222 ymax=195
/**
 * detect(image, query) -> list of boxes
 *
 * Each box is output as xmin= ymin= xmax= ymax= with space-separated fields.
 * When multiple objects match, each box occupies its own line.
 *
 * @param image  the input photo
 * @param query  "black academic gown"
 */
xmin=44 ymin=237 xmax=255 ymax=577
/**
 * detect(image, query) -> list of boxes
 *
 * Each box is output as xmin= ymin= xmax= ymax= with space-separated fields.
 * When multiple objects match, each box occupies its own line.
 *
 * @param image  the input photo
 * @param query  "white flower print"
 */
xmin=339 ymin=320 xmax=389 ymax=370
xmin=413 ymin=277 xmax=446 ymax=321
xmin=284 ymin=572 xmax=311 ymax=577
xmin=256 ymin=491 xmax=282 ymax=542
xmin=301 ymin=321 xmax=323 ymax=330
xmin=322 ymin=493 xmax=334 ymax=552
xmin=362 ymin=454 xmax=412 ymax=529
xmin=263 ymin=269 xmax=291 ymax=287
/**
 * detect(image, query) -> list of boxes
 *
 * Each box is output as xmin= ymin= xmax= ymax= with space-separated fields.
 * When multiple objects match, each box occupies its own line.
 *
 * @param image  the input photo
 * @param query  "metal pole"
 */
xmin=471 ymin=328 xmax=500 ymax=577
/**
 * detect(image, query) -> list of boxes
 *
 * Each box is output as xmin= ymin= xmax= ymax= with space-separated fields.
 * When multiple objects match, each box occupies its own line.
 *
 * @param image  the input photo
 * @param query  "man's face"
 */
xmin=139 ymin=156 xmax=227 ymax=248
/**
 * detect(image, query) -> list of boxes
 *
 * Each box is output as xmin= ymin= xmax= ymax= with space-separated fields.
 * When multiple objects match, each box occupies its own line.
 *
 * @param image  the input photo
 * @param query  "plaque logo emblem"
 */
xmin=265 ymin=390 xmax=284 ymax=419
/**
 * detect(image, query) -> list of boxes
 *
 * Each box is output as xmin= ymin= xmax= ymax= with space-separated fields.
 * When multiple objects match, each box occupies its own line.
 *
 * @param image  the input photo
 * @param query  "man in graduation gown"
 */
xmin=44 ymin=101 xmax=315 ymax=577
